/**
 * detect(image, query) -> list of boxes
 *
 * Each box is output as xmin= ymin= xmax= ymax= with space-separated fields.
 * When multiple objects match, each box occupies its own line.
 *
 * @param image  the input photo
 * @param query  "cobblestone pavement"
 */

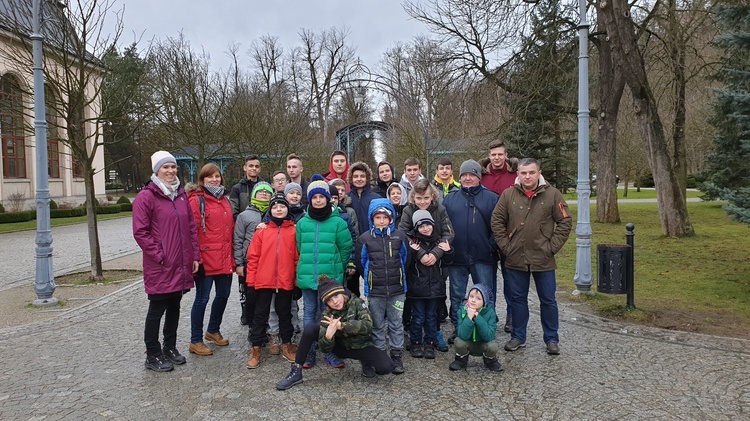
xmin=1 ymin=219 xmax=749 ymax=420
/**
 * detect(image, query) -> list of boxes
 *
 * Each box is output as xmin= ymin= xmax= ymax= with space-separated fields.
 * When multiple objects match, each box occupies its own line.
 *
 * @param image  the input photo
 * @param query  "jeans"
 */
xmin=505 ymin=268 xmax=559 ymax=343
xmin=367 ymin=294 xmax=405 ymax=351
xmin=446 ymin=263 xmax=498 ymax=329
xmin=410 ymin=298 xmax=438 ymax=345
xmin=190 ymin=274 xmax=232 ymax=343
xmin=301 ymin=289 xmax=322 ymax=328
xmin=144 ymin=295 xmax=182 ymax=356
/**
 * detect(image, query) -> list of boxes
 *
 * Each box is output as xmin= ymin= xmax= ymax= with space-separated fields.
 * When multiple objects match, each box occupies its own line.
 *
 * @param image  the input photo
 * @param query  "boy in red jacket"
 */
xmin=245 ymin=193 xmax=300 ymax=368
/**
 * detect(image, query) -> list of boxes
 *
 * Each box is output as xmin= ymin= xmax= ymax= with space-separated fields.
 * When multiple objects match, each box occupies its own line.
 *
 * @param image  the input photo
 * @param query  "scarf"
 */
xmin=151 ymin=174 xmax=181 ymax=201
xmin=308 ymin=202 xmax=333 ymax=221
xmin=414 ymin=226 xmax=440 ymax=244
xmin=251 ymin=196 xmax=270 ymax=213
xmin=269 ymin=214 xmax=290 ymax=227
xmin=203 ymin=185 xmax=225 ymax=199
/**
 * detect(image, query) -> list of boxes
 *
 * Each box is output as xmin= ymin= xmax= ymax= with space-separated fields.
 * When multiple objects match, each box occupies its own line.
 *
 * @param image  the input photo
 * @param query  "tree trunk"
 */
xmin=83 ymin=164 xmax=104 ymax=280
xmin=668 ymin=0 xmax=688 ymax=199
xmin=594 ymin=16 xmax=625 ymax=223
xmin=599 ymin=0 xmax=694 ymax=237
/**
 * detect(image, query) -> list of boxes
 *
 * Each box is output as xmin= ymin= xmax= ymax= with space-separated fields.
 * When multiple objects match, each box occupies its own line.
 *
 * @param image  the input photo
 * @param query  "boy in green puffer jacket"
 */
xmin=449 ymin=283 xmax=503 ymax=372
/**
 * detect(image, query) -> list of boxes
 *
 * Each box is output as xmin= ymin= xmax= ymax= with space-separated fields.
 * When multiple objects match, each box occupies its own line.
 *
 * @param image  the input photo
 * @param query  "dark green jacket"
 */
xmin=318 ymin=294 xmax=373 ymax=352
xmin=456 ymin=305 xmax=497 ymax=343
xmin=295 ymin=212 xmax=353 ymax=290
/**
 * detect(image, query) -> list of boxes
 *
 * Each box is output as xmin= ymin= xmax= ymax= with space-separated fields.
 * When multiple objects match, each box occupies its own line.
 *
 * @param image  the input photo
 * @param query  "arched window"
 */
xmin=1 ymin=74 xmax=26 ymax=178
xmin=45 ymin=86 xmax=61 ymax=178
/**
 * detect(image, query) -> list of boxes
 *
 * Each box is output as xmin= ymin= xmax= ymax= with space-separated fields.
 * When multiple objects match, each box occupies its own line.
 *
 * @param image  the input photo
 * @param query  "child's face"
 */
xmin=467 ymin=289 xmax=484 ymax=310
xmin=286 ymin=190 xmax=301 ymax=205
xmin=335 ymin=185 xmax=346 ymax=198
xmin=331 ymin=195 xmax=339 ymax=206
xmin=417 ymin=223 xmax=434 ymax=236
xmin=270 ymin=203 xmax=288 ymax=219
xmin=311 ymin=193 xmax=328 ymax=209
xmin=389 ymin=188 xmax=401 ymax=205
xmin=413 ymin=192 xmax=432 ymax=210
xmin=372 ymin=213 xmax=391 ymax=229
xmin=326 ymin=293 xmax=346 ymax=311
xmin=255 ymin=190 xmax=271 ymax=201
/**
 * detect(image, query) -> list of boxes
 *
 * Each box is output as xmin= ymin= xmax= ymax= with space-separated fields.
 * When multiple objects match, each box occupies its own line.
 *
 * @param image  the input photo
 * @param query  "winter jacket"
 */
xmin=233 ymin=205 xmax=264 ymax=266
xmin=288 ymin=204 xmax=306 ymax=223
xmin=443 ymin=185 xmax=499 ymax=266
xmin=246 ymin=219 xmax=299 ymax=291
xmin=133 ymin=181 xmax=200 ymax=296
xmin=188 ymin=188 xmax=235 ymax=276
xmin=398 ymin=202 xmax=455 ymax=259
xmin=406 ymin=236 xmax=454 ymax=299
xmin=480 ymin=158 xmax=517 ymax=197
xmin=371 ymin=176 xmax=398 ymax=198
xmin=456 ymin=304 xmax=498 ymax=344
xmin=348 ymin=184 xmax=381 ymax=236
xmin=399 ymin=173 xmax=425 ymax=197
xmin=433 ymin=175 xmax=461 ymax=204
xmin=229 ymin=177 xmax=264 ymax=219
xmin=355 ymin=199 xmax=408 ymax=298
xmin=323 ymin=150 xmax=351 ymax=192
xmin=318 ymin=293 xmax=374 ymax=352
xmin=491 ymin=175 xmax=572 ymax=272
xmin=295 ymin=211 xmax=353 ymax=290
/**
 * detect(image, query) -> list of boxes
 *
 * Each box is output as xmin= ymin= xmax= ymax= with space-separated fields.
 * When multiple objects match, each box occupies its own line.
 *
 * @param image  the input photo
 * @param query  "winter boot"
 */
xmin=276 ymin=363 xmax=303 ymax=390
xmin=410 ymin=341 xmax=424 ymax=358
xmin=282 ymin=342 xmax=298 ymax=363
xmin=269 ymin=335 xmax=281 ymax=355
xmin=483 ymin=356 xmax=503 ymax=372
xmin=423 ymin=342 xmax=436 ymax=359
xmin=391 ymin=349 xmax=405 ymax=374
xmin=449 ymin=354 xmax=469 ymax=371
xmin=436 ymin=331 xmax=449 ymax=352
xmin=246 ymin=346 xmax=262 ymax=369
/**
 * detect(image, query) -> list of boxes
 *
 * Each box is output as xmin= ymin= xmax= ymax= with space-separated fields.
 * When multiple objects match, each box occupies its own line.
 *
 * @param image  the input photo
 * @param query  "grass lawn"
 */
xmin=562 ymin=188 xmax=704 ymax=202
xmin=555 ymin=201 xmax=750 ymax=339
xmin=0 ymin=212 xmax=132 ymax=233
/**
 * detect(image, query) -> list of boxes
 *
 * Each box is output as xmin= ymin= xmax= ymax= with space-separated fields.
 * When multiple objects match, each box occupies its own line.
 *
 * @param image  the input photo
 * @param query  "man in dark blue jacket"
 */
xmin=443 ymin=159 xmax=499 ymax=343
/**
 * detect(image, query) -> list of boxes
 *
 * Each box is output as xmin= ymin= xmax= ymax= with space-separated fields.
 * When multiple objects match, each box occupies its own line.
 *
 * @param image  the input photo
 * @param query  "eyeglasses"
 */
xmin=273 ymin=178 xmax=287 ymax=184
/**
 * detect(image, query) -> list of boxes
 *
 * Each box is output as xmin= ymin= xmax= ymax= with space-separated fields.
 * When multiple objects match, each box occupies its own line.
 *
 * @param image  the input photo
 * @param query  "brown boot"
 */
xmin=188 ymin=342 xmax=213 ymax=356
xmin=205 ymin=331 xmax=229 ymax=346
xmin=246 ymin=346 xmax=262 ymax=369
xmin=282 ymin=342 xmax=298 ymax=363
xmin=269 ymin=335 xmax=281 ymax=355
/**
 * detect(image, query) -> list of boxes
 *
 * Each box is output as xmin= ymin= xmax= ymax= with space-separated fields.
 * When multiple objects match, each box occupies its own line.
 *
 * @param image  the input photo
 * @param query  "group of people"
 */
xmin=132 ymin=142 xmax=572 ymax=391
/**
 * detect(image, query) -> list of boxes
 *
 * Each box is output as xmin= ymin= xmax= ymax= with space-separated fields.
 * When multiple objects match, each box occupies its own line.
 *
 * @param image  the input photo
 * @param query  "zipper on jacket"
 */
xmin=275 ymin=225 xmax=281 ymax=292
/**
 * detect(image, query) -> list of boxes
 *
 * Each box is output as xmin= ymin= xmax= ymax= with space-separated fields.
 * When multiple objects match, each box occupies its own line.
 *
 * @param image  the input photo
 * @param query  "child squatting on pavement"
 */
xmin=275 ymin=276 xmax=396 ymax=390
xmin=449 ymin=283 xmax=503 ymax=372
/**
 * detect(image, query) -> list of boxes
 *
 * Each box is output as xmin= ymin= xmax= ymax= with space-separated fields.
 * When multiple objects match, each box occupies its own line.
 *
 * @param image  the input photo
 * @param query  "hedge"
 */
xmin=50 ymin=207 xmax=87 ymax=218
xmin=119 ymin=203 xmax=132 ymax=212
xmin=94 ymin=204 xmax=122 ymax=214
xmin=0 ymin=210 xmax=36 ymax=223
xmin=116 ymin=196 xmax=131 ymax=204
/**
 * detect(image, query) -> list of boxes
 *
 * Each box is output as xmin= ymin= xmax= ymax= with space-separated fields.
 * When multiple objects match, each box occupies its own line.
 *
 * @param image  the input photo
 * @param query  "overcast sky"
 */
xmin=114 ymin=0 xmax=429 ymax=72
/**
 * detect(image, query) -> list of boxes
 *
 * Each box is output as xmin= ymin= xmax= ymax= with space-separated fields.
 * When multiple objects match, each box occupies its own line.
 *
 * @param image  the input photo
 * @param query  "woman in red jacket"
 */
xmin=188 ymin=163 xmax=235 ymax=356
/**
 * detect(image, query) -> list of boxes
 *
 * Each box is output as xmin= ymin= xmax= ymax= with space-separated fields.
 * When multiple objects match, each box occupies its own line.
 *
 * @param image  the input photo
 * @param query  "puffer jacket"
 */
xmin=133 ymin=181 xmax=200 ymax=296
xmin=398 ymin=201 xmax=455 ymax=258
xmin=188 ymin=188 xmax=235 ymax=276
xmin=233 ymin=205 xmax=264 ymax=267
xmin=443 ymin=185 xmax=499 ymax=265
xmin=491 ymin=175 xmax=572 ymax=272
xmin=318 ymin=293 xmax=374 ymax=352
xmin=246 ymin=219 xmax=298 ymax=290
xmin=406 ymin=235 xmax=454 ymax=299
xmin=295 ymin=211 xmax=353 ymax=290
xmin=355 ymin=199 xmax=408 ymax=298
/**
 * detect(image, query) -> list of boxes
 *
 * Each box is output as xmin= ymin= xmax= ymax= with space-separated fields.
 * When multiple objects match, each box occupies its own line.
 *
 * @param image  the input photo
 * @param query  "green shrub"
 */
xmin=50 ymin=207 xmax=87 ymax=218
xmin=116 ymin=196 xmax=131 ymax=204
xmin=49 ymin=199 xmax=58 ymax=210
xmin=0 ymin=210 xmax=36 ymax=223
xmin=94 ymin=204 xmax=122 ymax=214
xmin=0 ymin=202 xmax=4 ymax=213
xmin=637 ymin=173 xmax=655 ymax=188
xmin=119 ymin=203 xmax=133 ymax=212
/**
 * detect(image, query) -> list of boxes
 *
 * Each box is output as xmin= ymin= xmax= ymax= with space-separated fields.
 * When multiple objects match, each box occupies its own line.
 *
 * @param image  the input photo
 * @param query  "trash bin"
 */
xmin=597 ymin=244 xmax=631 ymax=294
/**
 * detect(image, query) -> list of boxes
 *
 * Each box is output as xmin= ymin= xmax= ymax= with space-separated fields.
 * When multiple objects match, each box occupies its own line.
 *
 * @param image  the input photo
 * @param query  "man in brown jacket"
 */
xmin=491 ymin=158 xmax=572 ymax=355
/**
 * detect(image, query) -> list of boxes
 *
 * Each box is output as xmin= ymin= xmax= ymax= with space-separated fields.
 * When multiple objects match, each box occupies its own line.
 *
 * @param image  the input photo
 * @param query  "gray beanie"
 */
xmin=459 ymin=159 xmax=482 ymax=180
xmin=412 ymin=209 xmax=434 ymax=228
xmin=284 ymin=182 xmax=302 ymax=196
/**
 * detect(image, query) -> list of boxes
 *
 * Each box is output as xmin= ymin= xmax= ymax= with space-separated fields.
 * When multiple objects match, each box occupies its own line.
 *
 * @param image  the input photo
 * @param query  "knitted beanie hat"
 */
xmin=151 ymin=151 xmax=176 ymax=174
xmin=251 ymin=181 xmax=274 ymax=198
xmin=269 ymin=192 xmax=290 ymax=210
xmin=318 ymin=275 xmax=345 ymax=303
xmin=459 ymin=159 xmax=483 ymax=180
xmin=284 ymin=182 xmax=302 ymax=196
xmin=412 ymin=209 xmax=435 ymax=228
xmin=307 ymin=174 xmax=331 ymax=203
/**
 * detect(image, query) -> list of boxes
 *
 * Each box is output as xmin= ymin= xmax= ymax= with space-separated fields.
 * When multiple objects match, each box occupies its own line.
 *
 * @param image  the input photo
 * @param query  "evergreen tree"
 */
xmin=701 ymin=4 xmax=750 ymax=225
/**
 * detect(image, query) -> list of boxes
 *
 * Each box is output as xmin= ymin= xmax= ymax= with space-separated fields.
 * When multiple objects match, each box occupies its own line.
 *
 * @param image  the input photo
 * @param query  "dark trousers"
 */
xmin=144 ymin=295 xmax=182 ymax=357
xmin=410 ymin=298 xmax=439 ymax=344
xmin=245 ymin=286 xmax=256 ymax=339
xmin=250 ymin=289 xmax=294 ymax=346
xmin=346 ymin=271 xmax=361 ymax=297
xmin=238 ymin=275 xmax=247 ymax=307
xmin=294 ymin=323 xmax=395 ymax=375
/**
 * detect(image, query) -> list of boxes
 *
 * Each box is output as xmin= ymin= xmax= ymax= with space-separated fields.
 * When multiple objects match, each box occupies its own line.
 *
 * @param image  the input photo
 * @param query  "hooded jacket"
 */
xmin=456 ymin=283 xmax=497 ymax=343
xmin=371 ymin=162 xmax=398 ymax=198
xmin=355 ymin=199 xmax=408 ymax=298
xmin=347 ymin=162 xmax=381 ymax=236
xmin=491 ymin=175 xmax=572 ymax=272
xmin=229 ymin=176 xmax=264 ymax=220
xmin=188 ymin=186 xmax=235 ymax=276
xmin=233 ymin=204 xmax=265 ymax=266
xmin=323 ymin=150 xmax=350 ymax=192
xmin=443 ymin=185 xmax=499 ymax=266
xmin=246 ymin=219 xmax=299 ymax=290
xmin=386 ymin=182 xmax=408 ymax=228
xmin=133 ymin=181 xmax=200 ymax=296
xmin=318 ymin=292 xmax=374 ymax=352
xmin=479 ymin=157 xmax=517 ymax=197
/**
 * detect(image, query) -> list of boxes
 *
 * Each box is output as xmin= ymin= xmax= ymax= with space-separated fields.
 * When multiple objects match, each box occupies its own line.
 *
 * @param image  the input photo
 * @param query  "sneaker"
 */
xmin=145 ymin=354 xmax=174 ymax=372
xmin=504 ymin=338 xmax=526 ymax=352
xmin=246 ymin=346 xmax=262 ymax=369
xmin=423 ymin=342 xmax=436 ymax=359
xmin=302 ymin=347 xmax=316 ymax=369
xmin=361 ymin=364 xmax=376 ymax=378
xmin=483 ymin=356 xmax=504 ymax=372
xmin=240 ymin=314 xmax=248 ymax=326
xmin=448 ymin=354 xmax=468 ymax=371
xmin=435 ymin=331 xmax=449 ymax=352
xmin=504 ymin=317 xmax=513 ymax=333
xmin=410 ymin=342 xmax=424 ymax=358
xmin=447 ymin=331 xmax=457 ymax=345
xmin=391 ymin=350 xmax=405 ymax=374
xmin=162 ymin=347 xmax=186 ymax=365
xmin=269 ymin=335 xmax=281 ymax=355
xmin=276 ymin=363 xmax=303 ymax=390
xmin=282 ymin=342 xmax=298 ymax=363
xmin=188 ymin=342 xmax=213 ymax=356
xmin=205 ymin=331 xmax=229 ymax=346
xmin=324 ymin=352 xmax=345 ymax=368
xmin=546 ymin=341 xmax=560 ymax=355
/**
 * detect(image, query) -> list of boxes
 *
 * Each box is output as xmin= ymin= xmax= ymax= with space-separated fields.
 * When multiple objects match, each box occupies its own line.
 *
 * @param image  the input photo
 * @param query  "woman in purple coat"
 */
xmin=133 ymin=151 xmax=201 ymax=372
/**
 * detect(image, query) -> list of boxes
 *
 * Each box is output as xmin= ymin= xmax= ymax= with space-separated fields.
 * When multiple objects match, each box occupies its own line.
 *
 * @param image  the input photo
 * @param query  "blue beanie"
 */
xmin=307 ymin=174 xmax=331 ymax=203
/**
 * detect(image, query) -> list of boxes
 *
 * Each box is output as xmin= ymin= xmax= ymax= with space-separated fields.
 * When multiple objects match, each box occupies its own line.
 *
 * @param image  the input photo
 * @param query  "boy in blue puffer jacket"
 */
xmin=449 ymin=283 xmax=503 ymax=372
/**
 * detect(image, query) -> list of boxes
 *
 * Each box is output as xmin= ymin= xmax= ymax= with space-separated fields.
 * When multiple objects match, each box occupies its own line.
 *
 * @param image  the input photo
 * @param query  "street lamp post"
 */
xmin=31 ymin=0 xmax=57 ymax=306
xmin=573 ymin=0 xmax=593 ymax=294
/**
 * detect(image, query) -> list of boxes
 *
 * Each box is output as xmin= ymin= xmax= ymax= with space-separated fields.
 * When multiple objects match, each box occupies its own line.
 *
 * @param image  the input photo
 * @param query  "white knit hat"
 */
xmin=151 ymin=151 xmax=176 ymax=174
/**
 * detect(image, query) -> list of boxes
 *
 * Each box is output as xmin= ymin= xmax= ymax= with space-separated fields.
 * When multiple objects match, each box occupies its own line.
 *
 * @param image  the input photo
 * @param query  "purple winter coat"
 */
xmin=132 ymin=181 xmax=200 ymax=296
